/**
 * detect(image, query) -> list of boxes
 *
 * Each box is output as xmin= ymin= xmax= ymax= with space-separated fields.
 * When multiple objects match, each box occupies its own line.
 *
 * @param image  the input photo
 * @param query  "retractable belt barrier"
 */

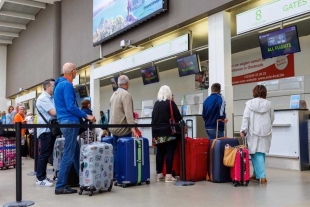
xmin=1 ymin=120 xmax=192 ymax=207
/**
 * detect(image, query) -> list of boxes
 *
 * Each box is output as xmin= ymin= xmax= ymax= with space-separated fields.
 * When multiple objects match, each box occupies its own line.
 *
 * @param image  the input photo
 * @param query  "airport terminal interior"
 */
xmin=2 ymin=0 xmax=310 ymax=206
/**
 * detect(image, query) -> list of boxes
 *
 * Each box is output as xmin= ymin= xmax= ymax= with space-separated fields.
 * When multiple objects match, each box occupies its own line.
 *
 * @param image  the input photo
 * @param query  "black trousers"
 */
xmin=36 ymin=132 xmax=56 ymax=181
xmin=156 ymin=140 xmax=177 ymax=174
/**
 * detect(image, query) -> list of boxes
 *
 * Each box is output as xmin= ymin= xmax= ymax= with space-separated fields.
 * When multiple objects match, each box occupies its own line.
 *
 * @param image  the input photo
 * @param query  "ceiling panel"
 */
xmin=1 ymin=2 xmax=41 ymax=15
xmin=0 ymin=15 xmax=31 ymax=24
xmin=0 ymin=35 xmax=14 ymax=40
xmin=0 ymin=26 xmax=22 ymax=33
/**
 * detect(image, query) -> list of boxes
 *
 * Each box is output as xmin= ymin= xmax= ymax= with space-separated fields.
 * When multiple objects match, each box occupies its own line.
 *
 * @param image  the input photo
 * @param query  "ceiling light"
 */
xmin=154 ymin=56 xmax=177 ymax=64
xmin=195 ymin=45 xmax=208 ymax=51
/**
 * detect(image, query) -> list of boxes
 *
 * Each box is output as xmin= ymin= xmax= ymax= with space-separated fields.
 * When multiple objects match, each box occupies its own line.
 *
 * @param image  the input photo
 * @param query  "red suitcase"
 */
xmin=162 ymin=140 xmax=181 ymax=177
xmin=230 ymin=137 xmax=250 ymax=187
xmin=180 ymin=137 xmax=209 ymax=182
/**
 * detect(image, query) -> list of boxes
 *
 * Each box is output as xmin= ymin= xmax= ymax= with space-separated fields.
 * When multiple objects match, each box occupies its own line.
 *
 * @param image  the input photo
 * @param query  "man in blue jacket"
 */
xmin=202 ymin=83 xmax=227 ymax=141
xmin=54 ymin=62 xmax=95 ymax=195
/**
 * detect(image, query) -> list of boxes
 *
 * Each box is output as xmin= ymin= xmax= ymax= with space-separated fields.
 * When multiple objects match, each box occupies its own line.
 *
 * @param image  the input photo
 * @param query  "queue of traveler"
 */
xmin=1 ymin=62 xmax=274 ymax=195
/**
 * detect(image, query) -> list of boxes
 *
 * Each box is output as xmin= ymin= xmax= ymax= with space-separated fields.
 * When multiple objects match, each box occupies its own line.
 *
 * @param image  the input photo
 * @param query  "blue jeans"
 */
xmin=251 ymin=152 xmax=266 ymax=179
xmin=205 ymin=129 xmax=224 ymax=141
xmin=55 ymin=120 xmax=80 ymax=190
xmin=36 ymin=132 xmax=56 ymax=181
xmin=112 ymin=133 xmax=132 ymax=178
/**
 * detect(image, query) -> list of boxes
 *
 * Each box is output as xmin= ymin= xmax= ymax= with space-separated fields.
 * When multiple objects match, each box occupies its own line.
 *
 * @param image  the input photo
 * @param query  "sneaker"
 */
xmin=36 ymin=179 xmax=53 ymax=187
xmin=55 ymin=187 xmax=77 ymax=195
xmin=45 ymin=177 xmax=54 ymax=182
xmin=157 ymin=173 xmax=165 ymax=182
xmin=165 ymin=176 xmax=177 ymax=183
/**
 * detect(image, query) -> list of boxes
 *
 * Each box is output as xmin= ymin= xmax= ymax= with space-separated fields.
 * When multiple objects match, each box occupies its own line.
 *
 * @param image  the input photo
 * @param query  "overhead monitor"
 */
xmin=258 ymin=25 xmax=301 ymax=59
xmin=141 ymin=66 xmax=159 ymax=85
xmin=78 ymin=85 xmax=89 ymax=98
xmin=177 ymin=54 xmax=201 ymax=77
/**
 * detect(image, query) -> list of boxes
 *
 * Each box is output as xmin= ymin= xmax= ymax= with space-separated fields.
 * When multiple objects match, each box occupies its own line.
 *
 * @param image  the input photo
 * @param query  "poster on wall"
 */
xmin=93 ymin=0 xmax=167 ymax=46
xmin=232 ymin=54 xmax=295 ymax=85
xmin=195 ymin=60 xmax=209 ymax=90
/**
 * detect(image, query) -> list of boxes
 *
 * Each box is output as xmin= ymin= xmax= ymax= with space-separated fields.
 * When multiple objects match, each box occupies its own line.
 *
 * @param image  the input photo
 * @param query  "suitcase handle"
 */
xmin=216 ymin=119 xmax=227 ymax=139
xmin=186 ymin=119 xmax=194 ymax=138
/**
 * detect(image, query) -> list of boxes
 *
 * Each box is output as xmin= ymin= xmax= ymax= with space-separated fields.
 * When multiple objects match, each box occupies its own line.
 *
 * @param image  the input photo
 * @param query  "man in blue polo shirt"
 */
xmin=36 ymin=78 xmax=56 ymax=187
xmin=202 ymin=83 xmax=227 ymax=141
xmin=54 ymin=62 xmax=95 ymax=195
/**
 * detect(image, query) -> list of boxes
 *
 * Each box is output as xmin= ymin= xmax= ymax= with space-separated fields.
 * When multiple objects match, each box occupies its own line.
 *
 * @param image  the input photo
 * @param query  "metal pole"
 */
xmin=174 ymin=120 xmax=195 ymax=187
xmin=16 ymin=122 xmax=22 ymax=202
xmin=34 ymin=129 xmax=38 ymax=172
xmin=3 ymin=123 xmax=35 ymax=207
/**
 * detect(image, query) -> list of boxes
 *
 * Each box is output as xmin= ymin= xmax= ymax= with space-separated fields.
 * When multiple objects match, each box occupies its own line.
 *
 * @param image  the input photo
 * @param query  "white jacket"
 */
xmin=240 ymin=98 xmax=274 ymax=154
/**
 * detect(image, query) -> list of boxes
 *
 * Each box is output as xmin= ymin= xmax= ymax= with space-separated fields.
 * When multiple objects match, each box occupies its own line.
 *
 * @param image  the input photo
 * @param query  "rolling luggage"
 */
xmin=115 ymin=137 xmax=150 ymax=188
xmin=0 ymin=137 xmax=16 ymax=169
xmin=207 ymin=120 xmax=239 ymax=183
xmin=180 ymin=137 xmax=210 ymax=182
xmin=101 ymin=137 xmax=113 ymax=145
xmin=79 ymin=142 xmax=113 ymax=196
xmin=230 ymin=137 xmax=250 ymax=187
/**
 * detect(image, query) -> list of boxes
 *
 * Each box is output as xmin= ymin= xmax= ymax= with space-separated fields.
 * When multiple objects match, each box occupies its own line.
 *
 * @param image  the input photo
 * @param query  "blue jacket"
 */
xmin=54 ymin=77 xmax=87 ymax=122
xmin=202 ymin=93 xmax=226 ymax=131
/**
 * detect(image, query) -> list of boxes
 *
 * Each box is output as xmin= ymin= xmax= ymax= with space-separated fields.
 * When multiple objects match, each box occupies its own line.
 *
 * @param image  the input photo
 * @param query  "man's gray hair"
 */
xmin=118 ymin=75 xmax=129 ymax=87
xmin=157 ymin=85 xmax=173 ymax=101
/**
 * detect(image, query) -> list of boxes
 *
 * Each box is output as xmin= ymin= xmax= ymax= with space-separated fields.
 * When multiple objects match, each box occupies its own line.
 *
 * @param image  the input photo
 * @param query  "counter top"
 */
xmin=274 ymin=109 xmax=308 ymax=112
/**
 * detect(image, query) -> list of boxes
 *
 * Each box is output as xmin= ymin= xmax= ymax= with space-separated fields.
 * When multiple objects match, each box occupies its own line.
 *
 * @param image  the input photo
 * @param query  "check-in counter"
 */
xmin=266 ymin=109 xmax=310 ymax=171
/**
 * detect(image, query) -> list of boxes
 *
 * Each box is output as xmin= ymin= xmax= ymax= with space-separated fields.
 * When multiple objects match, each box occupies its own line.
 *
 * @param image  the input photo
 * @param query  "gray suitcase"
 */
xmin=79 ymin=126 xmax=113 ymax=196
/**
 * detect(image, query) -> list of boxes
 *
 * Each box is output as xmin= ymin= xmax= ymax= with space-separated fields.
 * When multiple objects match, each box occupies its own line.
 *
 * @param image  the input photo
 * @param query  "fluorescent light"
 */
xmin=124 ymin=67 xmax=141 ymax=73
xmin=154 ymin=56 xmax=177 ymax=64
xmin=101 ymin=76 xmax=113 ymax=80
xmin=195 ymin=46 xmax=208 ymax=51
xmin=259 ymin=16 xmax=310 ymax=33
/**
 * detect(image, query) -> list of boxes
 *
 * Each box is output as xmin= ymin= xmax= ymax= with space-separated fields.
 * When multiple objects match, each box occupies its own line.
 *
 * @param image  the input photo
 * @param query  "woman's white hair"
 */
xmin=157 ymin=85 xmax=173 ymax=101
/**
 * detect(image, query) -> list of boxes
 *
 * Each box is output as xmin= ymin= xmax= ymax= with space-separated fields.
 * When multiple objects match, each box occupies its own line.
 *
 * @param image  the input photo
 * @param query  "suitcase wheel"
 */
xmin=245 ymin=181 xmax=249 ymax=187
xmin=78 ymin=189 xmax=83 ymax=195
xmin=53 ymin=176 xmax=56 ymax=181
xmin=114 ymin=182 xmax=118 ymax=186
xmin=146 ymin=181 xmax=150 ymax=185
xmin=98 ymin=189 xmax=103 ymax=194
xmin=122 ymin=184 xmax=127 ymax=188
xmin=233 ymin=183 xmax=238 ymax=187
xmin=88 ymin=191 xmax=93 ymax=196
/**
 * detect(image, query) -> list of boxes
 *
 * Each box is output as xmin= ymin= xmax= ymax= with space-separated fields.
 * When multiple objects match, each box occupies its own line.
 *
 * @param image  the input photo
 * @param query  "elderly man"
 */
xmin=109 ymin=75 xmax=139 ymax=152
xmin=54 ymin=63 xmax=95 ymax=195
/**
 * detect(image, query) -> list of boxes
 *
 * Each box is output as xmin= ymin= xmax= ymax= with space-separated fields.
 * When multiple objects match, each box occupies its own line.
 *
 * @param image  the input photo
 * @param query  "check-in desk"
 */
xmin=266 ymin=109 xmax=310 ymax=171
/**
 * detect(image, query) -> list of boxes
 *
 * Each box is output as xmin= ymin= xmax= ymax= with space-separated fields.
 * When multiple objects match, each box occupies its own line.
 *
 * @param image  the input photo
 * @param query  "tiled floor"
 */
xmin=1 ymin=156 xmax=310 ymax=207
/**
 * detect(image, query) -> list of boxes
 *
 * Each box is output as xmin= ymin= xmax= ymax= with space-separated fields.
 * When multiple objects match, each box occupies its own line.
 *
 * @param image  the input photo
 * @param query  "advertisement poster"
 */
xmin=195 ymin=60 xmax=209 ymax=90
xmin=93 ymin=0 xmax=164 ymax=45
xmin=232 ymin=53 xmax=295 ymax=85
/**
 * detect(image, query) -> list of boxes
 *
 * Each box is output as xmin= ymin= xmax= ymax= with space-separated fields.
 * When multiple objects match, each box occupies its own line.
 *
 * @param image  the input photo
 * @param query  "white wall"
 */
xmin=0 ymin=46 xmax=7 ymax=111
xmin=100 ymin=68 xmax=209 ymax=115
xmin=233 ymin=35 xmax=310 ymax=132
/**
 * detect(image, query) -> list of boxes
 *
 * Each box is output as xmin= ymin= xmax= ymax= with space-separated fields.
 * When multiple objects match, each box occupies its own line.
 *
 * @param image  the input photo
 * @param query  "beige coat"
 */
xmin=240 ymin=98 xmax=274 ymax=154
xmin=109 ymin=88 xmax=135 ymax=136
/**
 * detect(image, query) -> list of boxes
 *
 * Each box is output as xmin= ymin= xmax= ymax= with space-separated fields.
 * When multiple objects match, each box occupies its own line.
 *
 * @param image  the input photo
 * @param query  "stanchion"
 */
xmin=3 ymin=122 xmax=35 ymax=207
xmin=27 ymin=129 xmax=37 ymax=176
xmin=174 ymin=120 xmax=195 ymax=187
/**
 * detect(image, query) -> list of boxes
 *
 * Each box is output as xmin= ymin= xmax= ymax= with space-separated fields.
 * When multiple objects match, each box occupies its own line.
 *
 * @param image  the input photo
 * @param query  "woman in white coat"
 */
xmin=240 ymin=85 xmax=274 ymax=184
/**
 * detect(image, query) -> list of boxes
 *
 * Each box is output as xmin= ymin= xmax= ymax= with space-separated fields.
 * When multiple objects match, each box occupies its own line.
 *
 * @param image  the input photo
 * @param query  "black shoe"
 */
xmin=55 ymin=187 xmax=77 ymax=195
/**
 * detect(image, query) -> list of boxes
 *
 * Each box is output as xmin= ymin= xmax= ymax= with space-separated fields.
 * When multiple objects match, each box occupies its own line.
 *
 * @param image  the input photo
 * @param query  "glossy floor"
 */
xmin=1 ymin=156 xmax=310 ymax=207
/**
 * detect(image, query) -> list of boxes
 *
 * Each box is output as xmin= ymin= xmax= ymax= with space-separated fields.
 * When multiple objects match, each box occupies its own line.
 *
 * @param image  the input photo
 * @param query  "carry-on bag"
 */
xmin=79 ymin=126 xmax=114 ymax=196
xmin=206 ymin=120 xmax=239 ymax=183
xmin=0 ymin=137 xmax=16 ymax=169
xmin=101 ymin=137 xmax=113 ymax=145
xmin=114 ymin=137 xmax=150 ymax=188
xmin=230 ymin=136 xmax=250 ymax=187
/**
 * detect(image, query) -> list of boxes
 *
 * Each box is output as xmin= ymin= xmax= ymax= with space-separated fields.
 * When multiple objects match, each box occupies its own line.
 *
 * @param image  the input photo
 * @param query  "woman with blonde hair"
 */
xmin=240 ymin=85 xmax=274 ymax=184
xmin=152 ymin=85 xmax=182 ymax=182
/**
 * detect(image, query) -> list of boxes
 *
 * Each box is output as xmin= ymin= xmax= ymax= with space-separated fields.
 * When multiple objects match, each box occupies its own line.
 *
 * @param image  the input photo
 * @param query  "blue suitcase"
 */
xmin=101 ymin=137 xmax=113 ymax=145
xmin=207 ymin=138 xmax=239 ymax=183
xmin=115 ymin=137 xmax=150 ymax=188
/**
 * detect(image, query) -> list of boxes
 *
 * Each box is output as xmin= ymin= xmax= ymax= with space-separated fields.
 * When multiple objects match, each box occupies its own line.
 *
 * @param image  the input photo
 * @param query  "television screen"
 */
xmin=111 ymin=77 xmax=118 ymax=91
xmin=177 ymin=54 xmax=201 ymax=77
xmin=93 ymin=0 xmax=167 ymax=46
xmin=259 ymin=25 xmax=301 ymax=59
xmin=141 ymin=66 xmax=159 ymax=85
xmin=78 ymin=85 xmax=89 ymax=98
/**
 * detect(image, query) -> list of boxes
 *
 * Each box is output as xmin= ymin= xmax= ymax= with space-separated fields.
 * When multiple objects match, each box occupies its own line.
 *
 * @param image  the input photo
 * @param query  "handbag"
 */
xmin=35 ymin=104 xmax=62 ymax=137
xmin=223 ymin=145 xmax=238 ymax=167
xmin=78 ymin=118 xmax=87 ymax=135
